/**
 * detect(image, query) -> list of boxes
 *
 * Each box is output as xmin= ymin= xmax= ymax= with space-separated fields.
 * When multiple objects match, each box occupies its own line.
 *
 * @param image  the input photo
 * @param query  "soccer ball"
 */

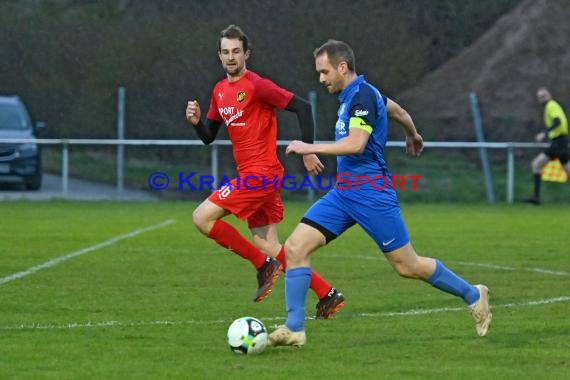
xmin=227 ymin=316 xmax=268 ymax=355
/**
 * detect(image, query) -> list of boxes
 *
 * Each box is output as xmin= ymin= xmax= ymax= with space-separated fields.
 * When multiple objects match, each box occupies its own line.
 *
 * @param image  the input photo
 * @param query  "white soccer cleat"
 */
xmin=268 ymin=325 xmax=307 ymax=347
xmin=470 ymin=284 xmax=492 ymax=337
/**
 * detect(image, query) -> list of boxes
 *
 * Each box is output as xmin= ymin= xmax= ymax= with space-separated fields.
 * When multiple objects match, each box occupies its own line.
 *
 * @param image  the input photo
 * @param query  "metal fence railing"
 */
xmin=0 ymin=138 xmax=550 ymax=203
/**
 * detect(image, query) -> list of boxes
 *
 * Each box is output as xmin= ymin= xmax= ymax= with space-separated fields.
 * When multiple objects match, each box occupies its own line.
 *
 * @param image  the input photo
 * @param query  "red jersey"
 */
xmin=207 ymin=70 xmax=293 ymax=174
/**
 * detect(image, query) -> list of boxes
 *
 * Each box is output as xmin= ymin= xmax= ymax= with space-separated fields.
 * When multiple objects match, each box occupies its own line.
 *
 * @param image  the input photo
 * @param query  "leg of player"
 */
xmin=192 ymin=199 xmax=282 ymax=302
xmin=276 ymin=245 xmax=345 ymax=319
xmin=251 ymin=224 xmax=345 ymax=319
xmin=385 ymin=242 xmax=492 ymax=337
xmin=563 ymin=161 xmax=570 ymax=178
xmin=268 ymin=223 xmax=326 ymax=347
xmin=525 ymin=153 xmax=550 ymax=205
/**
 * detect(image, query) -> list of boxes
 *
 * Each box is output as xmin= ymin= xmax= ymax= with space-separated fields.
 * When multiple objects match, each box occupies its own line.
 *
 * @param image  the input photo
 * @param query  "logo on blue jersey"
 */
xmin=335 ymin=119 xmax=347 ymax=136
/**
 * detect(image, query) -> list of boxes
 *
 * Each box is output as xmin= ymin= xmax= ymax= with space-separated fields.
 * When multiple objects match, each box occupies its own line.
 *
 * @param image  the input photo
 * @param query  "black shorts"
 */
xmin=545 ymin=135 xmax=570 ymax=165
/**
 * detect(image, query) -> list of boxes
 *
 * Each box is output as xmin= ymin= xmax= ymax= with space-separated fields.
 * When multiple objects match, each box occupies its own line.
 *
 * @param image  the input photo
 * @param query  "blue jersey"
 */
xmin=335 ymin=75 xmax=389 ymax=182
xmin=303 ymin=75 xmax=409 ymax=252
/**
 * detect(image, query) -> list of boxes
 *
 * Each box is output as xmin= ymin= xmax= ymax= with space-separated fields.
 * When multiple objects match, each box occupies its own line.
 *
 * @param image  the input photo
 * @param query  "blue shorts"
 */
xmin=302 ymin=187 xmax=409 ymax=253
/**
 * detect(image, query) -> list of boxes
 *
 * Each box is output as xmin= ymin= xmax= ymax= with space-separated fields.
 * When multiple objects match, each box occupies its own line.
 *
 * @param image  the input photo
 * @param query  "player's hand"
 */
xmin=302 ymin=154 xmax=324 ymax=176
xmin=405 ymin=132 xmax=424 ymax=157
xmin=286 ymin=140 xmax=312 ymax=155
xmin=186 ymin=100 xmax=201 ymax=125
xmin=535 ymin=131 xmax=546 ymax=142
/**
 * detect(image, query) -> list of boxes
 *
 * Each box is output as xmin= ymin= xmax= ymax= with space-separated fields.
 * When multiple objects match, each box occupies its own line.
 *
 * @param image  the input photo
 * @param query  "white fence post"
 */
xmin=211 ymin=144 xmax=218 ymax=186
xmin=307 ymin=90 xmax=318 ymax=202
xmin=469 ymin=92 xmax=495 ymax=204
xmin=62 ymin=140 xmax=69 ymax=196
xmin=116 ymin=87 xmax=126 ymax=193
xmin=507 ymin=145 xmax=515 ymax=203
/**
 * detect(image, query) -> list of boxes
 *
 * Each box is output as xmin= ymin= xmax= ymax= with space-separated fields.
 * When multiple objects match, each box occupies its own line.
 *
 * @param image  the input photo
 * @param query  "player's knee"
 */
xmin=284 ymin=237 xmax=307 ymax=266
xmin=531 ymin=161 xmax=542 ymax=173
xmin=192 ymin=208 xmax=210 ymax=235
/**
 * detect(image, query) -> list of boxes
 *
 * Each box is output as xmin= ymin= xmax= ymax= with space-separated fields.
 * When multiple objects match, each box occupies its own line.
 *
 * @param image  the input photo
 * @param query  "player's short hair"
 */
xmin=313 ymin=39 xmax=356 ymax=72
xmin=218 ymin=24 xmax=250 ymax=53
xmin=536 ymin=87 xmax=552 ymax=103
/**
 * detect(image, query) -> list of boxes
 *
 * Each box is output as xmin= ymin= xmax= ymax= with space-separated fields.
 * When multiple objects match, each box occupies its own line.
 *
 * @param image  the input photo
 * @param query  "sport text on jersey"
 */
xmin=218 ymin=106 xmax=245 ymax=127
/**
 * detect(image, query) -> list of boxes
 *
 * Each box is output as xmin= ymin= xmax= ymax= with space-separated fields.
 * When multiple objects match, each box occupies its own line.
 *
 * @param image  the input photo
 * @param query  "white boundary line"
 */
xmin=2 ymin=295 xmax=569 ymax=331
xmin=0 ymin=219 xmax=176 ymax=286
xmin=325 ymin=254 xmax=570 ymax=277
xmin=455 ymin=261 xmax=569 ymax=277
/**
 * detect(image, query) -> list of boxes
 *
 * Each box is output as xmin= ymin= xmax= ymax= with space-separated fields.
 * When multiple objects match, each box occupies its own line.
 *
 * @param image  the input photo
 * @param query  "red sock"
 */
xmin=310 ymin=272 xmax=333 ymax=300
xmin=276 ymin=246 xmax=286 ymax=267
xmin=208 ymin=220 xmax=266 ymax=269
xmin=276 ymin=246 xmax=332 ymax=300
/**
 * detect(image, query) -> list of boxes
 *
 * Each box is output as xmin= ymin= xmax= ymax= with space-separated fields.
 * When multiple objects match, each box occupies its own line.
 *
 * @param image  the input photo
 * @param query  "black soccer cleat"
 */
xmin=315 ymin=288 xmax=345 ymax=319
xmin=254 ymin=257 xmax=283 ymax=302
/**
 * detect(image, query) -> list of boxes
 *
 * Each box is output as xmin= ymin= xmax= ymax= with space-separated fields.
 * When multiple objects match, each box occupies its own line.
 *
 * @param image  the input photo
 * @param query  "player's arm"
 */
xmin=284 ymin=95 xmax=324 ymax=175
xmin=287 ymin=96 xmax=375 ymax=156
xmin=186 ymin=100 xmax=223 ymax=145
xmin=286 ymin=118 xmax=371 ymax=156
xmin=385 ymin=97 xmax=423 ymax=157
xmin=285 ymin=95 xmax=314 ymax=144
xmin=536 ymin=118 xmax=560 ymax=142
xmin=546 ymin=117 xmax=561 ymax=132
xmin=193 ymin=119 xmax=222 ymax=145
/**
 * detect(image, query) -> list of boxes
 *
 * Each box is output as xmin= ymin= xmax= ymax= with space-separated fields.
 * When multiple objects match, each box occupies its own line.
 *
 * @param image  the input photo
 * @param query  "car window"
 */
xmin=0 ymin=103 xmax=30 ymax=130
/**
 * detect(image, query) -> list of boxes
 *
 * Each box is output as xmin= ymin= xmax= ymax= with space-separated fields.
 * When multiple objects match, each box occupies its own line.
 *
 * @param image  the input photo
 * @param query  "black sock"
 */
xmin=533 ymin=173 xmax=541 ymax=199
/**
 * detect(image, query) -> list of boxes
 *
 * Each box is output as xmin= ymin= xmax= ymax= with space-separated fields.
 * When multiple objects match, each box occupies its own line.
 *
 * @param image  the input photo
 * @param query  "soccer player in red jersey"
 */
xmin=185 ymin=25 xmax=344 ymax=318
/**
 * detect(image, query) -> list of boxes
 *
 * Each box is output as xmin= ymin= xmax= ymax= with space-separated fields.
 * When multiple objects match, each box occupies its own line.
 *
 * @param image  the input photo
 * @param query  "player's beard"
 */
xmin=224 ymin=62 xmax=245 ymax=78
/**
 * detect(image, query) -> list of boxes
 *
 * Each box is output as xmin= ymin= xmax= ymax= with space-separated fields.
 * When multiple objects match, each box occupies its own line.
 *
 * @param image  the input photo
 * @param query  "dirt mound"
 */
xmin=399 ymin=0 xmax=570 ymax=142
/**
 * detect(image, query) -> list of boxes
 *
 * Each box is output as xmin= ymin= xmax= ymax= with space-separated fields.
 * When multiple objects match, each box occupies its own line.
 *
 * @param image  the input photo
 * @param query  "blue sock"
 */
xmin=285 ymin=267 xmax=311 ymax=332
xmin=427 ymin=260 xmax=480 ymax=305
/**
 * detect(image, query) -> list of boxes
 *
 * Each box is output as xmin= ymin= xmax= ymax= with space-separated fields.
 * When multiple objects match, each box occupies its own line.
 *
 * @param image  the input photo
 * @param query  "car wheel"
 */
xmin=25 ymin=167 xmax=42 ymax=191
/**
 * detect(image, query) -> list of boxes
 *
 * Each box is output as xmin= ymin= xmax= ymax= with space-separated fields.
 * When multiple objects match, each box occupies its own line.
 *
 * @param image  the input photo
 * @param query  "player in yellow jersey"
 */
xmin=525 ymin=87 xmax=570 ymax=205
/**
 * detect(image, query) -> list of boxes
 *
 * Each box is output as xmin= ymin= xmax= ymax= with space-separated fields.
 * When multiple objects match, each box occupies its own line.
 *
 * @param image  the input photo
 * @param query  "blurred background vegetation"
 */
xmin=0 ymin=0 xmax=521 ymax=140
xmin=10 ymin=0 xmax=563 ymax=202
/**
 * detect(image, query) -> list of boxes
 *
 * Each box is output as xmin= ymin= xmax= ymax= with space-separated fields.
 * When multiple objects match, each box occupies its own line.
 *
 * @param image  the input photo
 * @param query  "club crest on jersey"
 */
xmin=237 ymin=91 xmax=246 ymax=103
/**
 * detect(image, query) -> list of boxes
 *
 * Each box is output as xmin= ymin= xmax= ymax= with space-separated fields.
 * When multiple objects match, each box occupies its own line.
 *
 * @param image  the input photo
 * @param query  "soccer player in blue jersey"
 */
xmin=268 ymin=40 xmax=492 ymax=347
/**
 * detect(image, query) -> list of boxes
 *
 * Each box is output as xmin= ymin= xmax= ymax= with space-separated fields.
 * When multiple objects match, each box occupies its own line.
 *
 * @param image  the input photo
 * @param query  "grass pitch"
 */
xmin=0 ymin=201 xmax=569 ymax=379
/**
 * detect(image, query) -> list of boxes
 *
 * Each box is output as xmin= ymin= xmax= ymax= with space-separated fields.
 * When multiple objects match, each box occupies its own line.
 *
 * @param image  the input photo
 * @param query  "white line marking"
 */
xmin=0 ymin=219 xmax=176 ymax=286
xmin=2 ymin=295 xmax=568 ymax=331
xmin=325 ymin=254 xmax=570 ymax=277
xmin=358 ymin=296 xmax=570 ymax=317
xmin=455 ymin=261 xmax=570 ymax=277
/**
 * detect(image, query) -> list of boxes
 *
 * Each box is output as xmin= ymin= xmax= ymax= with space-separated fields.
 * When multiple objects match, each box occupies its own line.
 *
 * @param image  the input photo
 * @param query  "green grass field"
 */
xmin=1 ymin=201 xmax=569 ymax=379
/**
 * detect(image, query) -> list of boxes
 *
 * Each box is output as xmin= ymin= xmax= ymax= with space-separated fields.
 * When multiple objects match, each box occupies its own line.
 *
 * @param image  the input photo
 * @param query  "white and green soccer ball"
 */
xmin=227 ymin=316 xmax=268 ymax=355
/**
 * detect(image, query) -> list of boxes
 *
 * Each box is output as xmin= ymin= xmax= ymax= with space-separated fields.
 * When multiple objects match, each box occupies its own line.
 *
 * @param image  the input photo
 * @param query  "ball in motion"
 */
xmin=227 ymin=316 xmax=268 ymax=355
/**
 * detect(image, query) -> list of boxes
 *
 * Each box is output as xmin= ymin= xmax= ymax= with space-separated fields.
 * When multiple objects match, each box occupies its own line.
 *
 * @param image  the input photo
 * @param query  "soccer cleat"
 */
xmin=470 ymin=284 xmax=492 ymax=337
xmin=253 ymin=257 xmax=283 ymax=302
xmin=315 ymin=288 xmax=345 ymax=319
xmin=268 ymin=325 xmax=307 ymax=347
